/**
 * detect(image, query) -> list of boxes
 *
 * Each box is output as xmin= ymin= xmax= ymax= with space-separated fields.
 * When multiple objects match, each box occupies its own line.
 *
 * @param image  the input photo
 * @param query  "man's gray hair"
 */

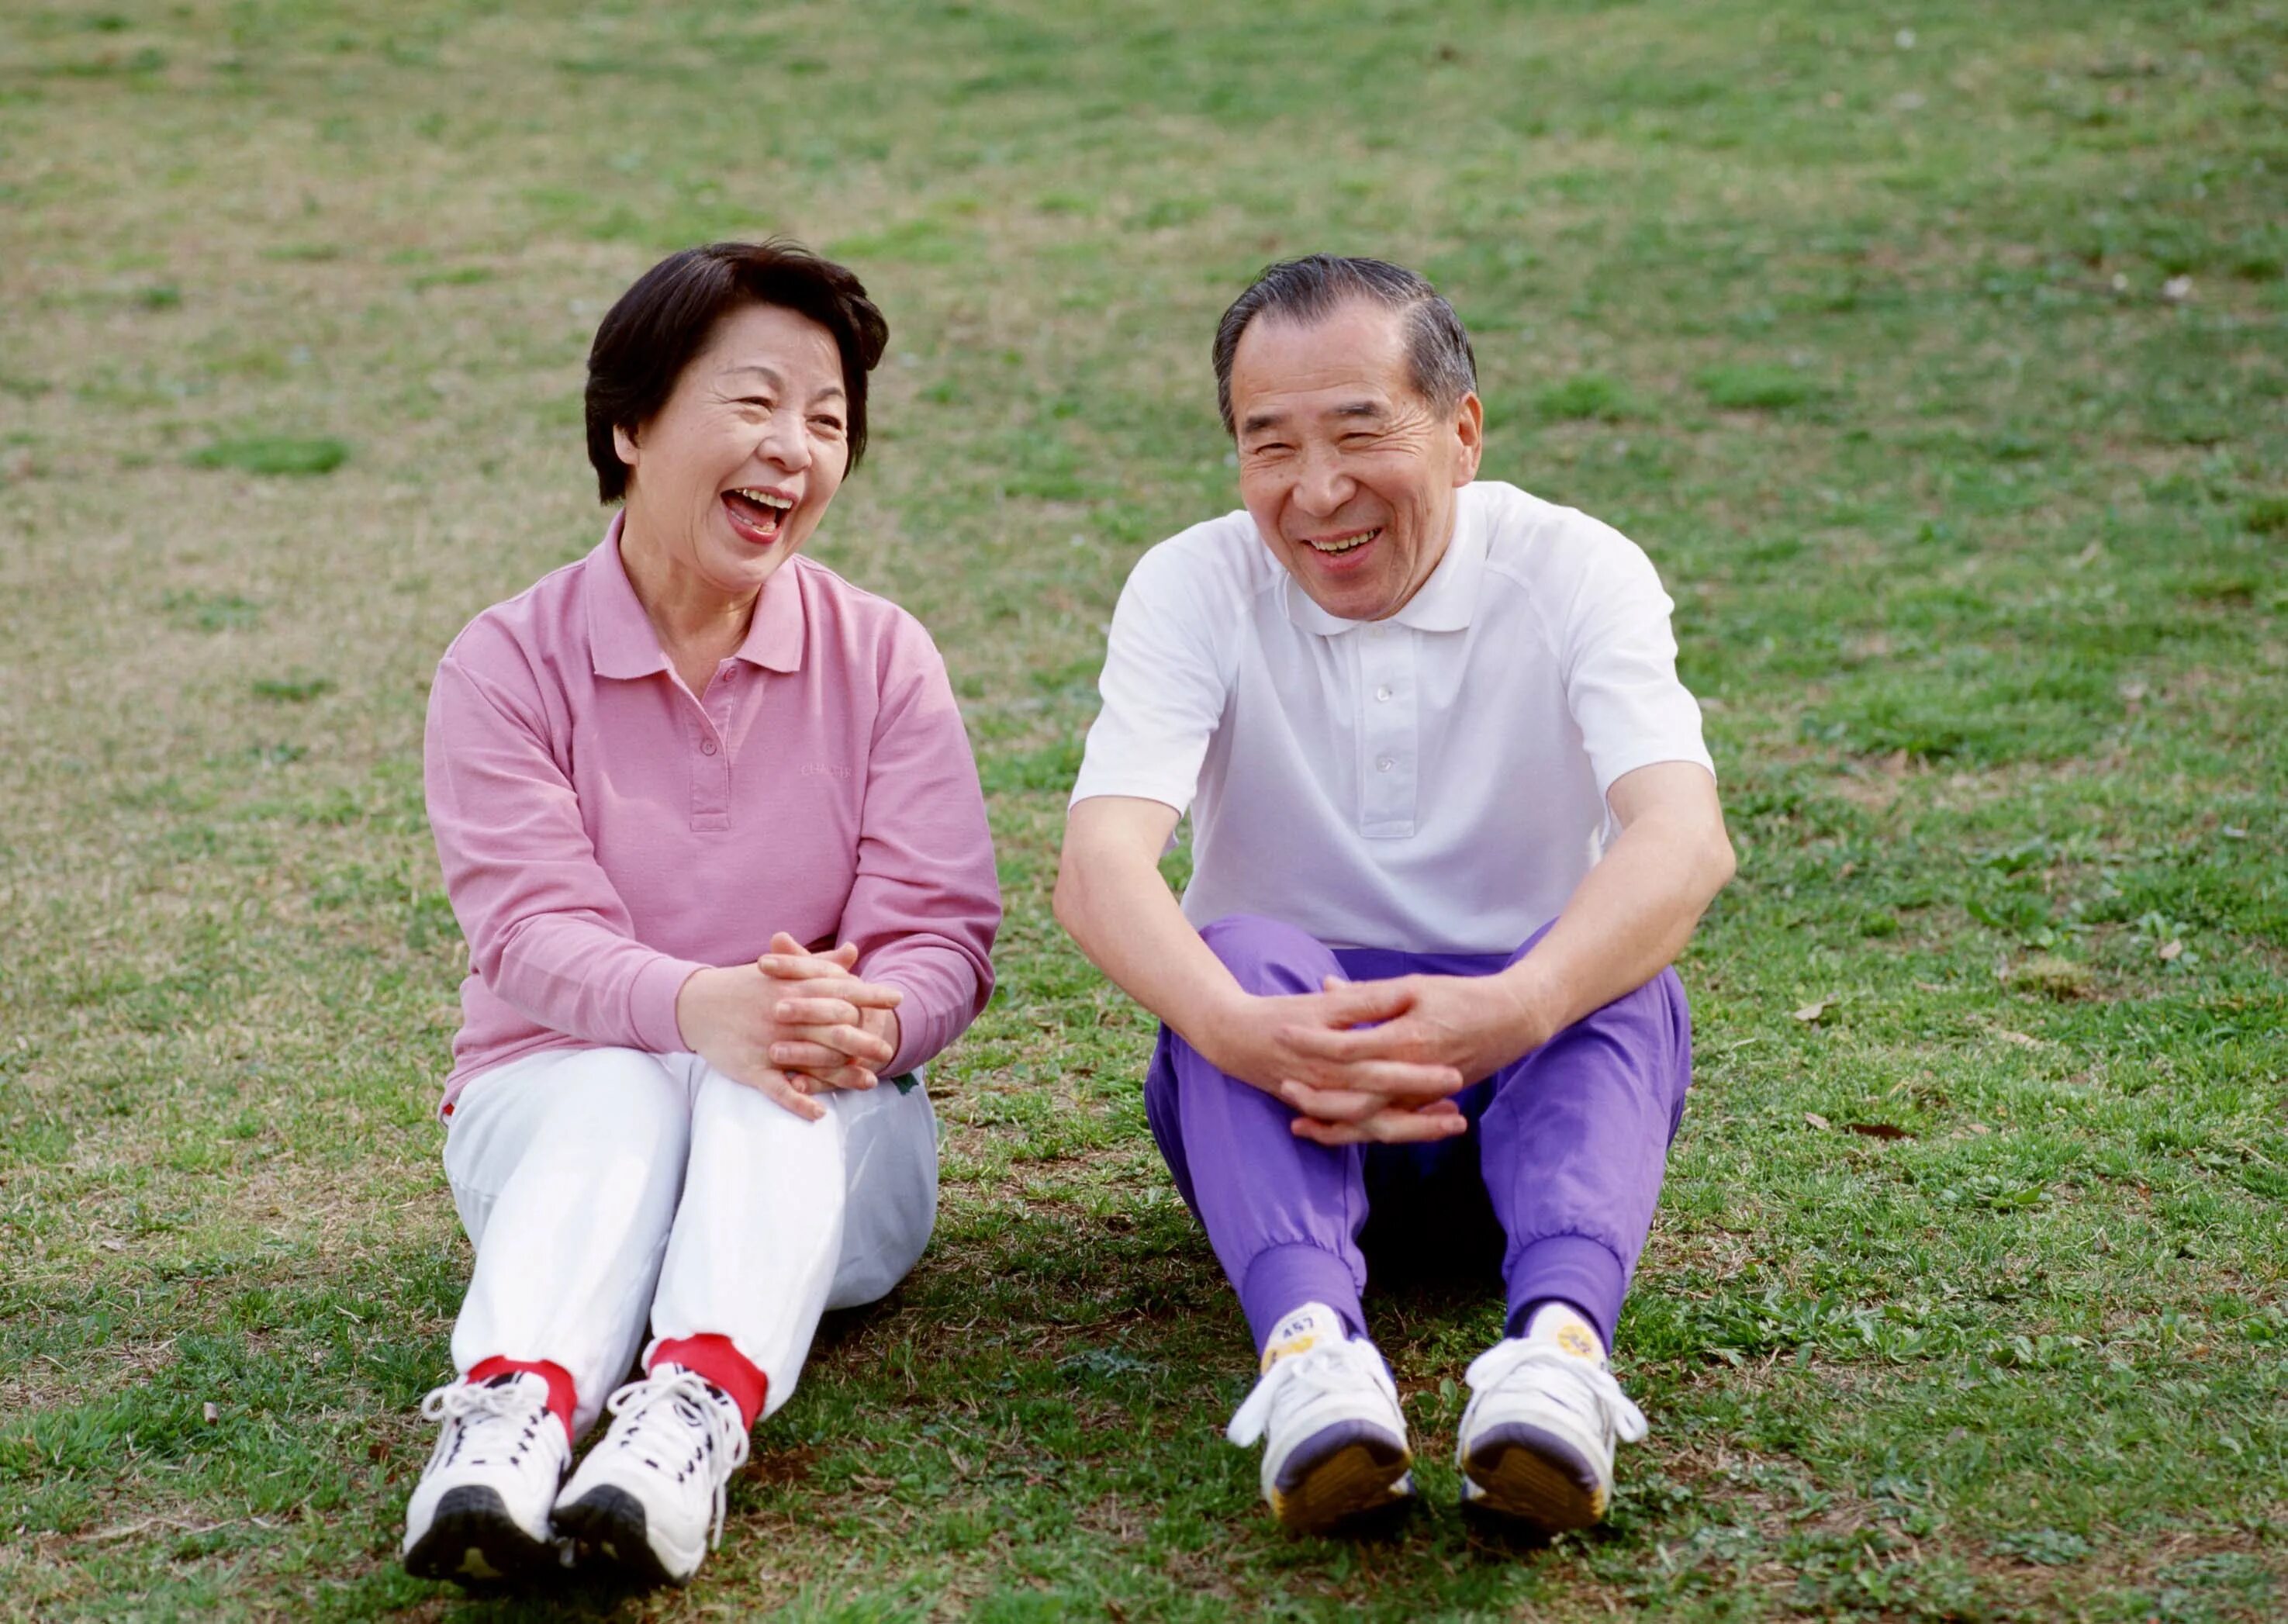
xmin=1211 ymin=254 xmax=1478 ymax=435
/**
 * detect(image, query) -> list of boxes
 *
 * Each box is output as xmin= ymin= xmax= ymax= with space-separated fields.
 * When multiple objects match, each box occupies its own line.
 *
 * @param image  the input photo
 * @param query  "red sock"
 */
xmin=649 ymin=1334 xmax=767 ymax=1429
xmin=467 ymin=1356 xmax=577 ymax=1444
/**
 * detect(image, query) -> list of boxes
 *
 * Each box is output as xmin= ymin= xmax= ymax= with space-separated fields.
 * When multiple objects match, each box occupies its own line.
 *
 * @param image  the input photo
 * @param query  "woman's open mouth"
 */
xmin=722 ymin=486 xmax=793 ymax=545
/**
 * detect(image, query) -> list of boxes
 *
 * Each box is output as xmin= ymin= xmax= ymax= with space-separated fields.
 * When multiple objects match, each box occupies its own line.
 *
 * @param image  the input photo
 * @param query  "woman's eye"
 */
xmin=810 ymin=416 xmax=846 ymax=434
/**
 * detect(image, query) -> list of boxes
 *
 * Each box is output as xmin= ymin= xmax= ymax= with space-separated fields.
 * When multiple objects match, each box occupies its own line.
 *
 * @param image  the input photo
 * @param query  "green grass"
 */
xmin=1 ymin=0 xmax=2283 ymax=1618
xmin=188 ymin=437 xmax=352 ymax=476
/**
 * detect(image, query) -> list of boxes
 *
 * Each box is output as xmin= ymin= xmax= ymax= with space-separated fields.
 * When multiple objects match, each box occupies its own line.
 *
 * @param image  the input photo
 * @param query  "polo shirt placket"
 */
xmin=689 ymin=666 xmax=738 ymax=832
xmin=1355 ymin=624 xmax=1418 ymax=839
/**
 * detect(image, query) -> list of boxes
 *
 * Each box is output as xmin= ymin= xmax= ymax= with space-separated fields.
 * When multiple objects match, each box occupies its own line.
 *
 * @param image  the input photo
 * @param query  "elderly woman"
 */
xmin=400 ymin=242 xmax=999 ymax=1589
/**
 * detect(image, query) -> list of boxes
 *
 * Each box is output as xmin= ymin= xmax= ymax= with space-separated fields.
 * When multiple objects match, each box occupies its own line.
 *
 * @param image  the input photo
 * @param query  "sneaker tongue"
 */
xmin=1261 ymin=1303 xmax=1349 ymax=1373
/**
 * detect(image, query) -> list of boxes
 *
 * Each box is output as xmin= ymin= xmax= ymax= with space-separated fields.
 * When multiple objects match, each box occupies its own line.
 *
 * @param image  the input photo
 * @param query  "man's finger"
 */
xmin=1291 ymin=1104 xmax=1467 ymax=1146
xmin=1277 ymin=1080 xmax=1382 ymax=1124
xmin=1282 ymin=1019 xmax=1427 ymax=1065
xmin=1314 ymin=976 xmax=1416 ymax=1026
xmin=1295 ymin=1056 xmax=1464 ymax=1099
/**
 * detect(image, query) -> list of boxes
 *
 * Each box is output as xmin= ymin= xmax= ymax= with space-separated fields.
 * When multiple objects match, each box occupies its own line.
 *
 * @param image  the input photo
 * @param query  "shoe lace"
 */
xmin=1464 ymin=1339 xmax=1649 ymax=1445
xmin=602 ymin=1370 xmax=752 ymax=1549
xmin=418 ymin=1376 xmax=556 ymax=1474
xmin=1226 ymin=1338 xmax=1390 ymax=1448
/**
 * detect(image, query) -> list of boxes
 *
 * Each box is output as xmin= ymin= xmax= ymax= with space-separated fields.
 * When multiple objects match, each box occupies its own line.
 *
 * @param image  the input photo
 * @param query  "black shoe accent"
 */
xmin=403 ymin=1485 xmax=559 ymax=1588
xmin=555 ymin=1484 xmax=678 ymax=1589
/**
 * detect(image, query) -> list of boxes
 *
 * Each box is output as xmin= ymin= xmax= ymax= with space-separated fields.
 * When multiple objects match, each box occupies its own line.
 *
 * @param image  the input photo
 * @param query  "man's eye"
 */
xmin=738 ymin=396 xmax=774 ymax=409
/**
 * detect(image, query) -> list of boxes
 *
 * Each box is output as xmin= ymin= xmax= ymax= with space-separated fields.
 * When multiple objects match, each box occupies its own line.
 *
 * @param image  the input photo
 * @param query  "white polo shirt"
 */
xmin=1069 ymin=480 xmax=1714 ymax=955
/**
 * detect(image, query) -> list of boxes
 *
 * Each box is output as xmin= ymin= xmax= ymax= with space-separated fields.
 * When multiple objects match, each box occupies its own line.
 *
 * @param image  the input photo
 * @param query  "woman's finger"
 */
xmin=756 ymin=962 xmax=905 ymax=1007
xmin=736 ymin=1066 xmax=827 ymax=1122
xmin=773 ymin=994 xmax=861 ymax=1027
xmin=779 ymin=1022 xmax=895 ymax=1067
xmin=769 ymin=1039 xmax=848 ymax=1071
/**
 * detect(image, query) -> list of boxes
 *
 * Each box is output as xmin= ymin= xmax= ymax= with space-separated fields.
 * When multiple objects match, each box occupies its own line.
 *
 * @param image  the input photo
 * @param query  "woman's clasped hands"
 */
xmin=674 ymin=931 xmax=904 ymax=1121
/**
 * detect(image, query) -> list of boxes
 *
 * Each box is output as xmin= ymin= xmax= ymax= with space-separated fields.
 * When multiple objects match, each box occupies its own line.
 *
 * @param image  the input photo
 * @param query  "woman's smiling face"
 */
xmin=613 ymin=300 xmax=852 ymax=602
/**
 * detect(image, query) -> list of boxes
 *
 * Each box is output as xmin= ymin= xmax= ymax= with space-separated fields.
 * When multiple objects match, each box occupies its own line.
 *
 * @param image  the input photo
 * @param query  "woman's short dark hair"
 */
xmin=1211 ymin=254 xmax=1477 ymax=436
xmin=584 ymin=240 xmax=890 ymax=503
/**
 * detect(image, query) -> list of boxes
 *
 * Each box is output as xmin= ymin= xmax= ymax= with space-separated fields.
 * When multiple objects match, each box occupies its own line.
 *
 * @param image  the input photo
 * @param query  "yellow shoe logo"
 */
xmin=1261 ymin=1331 xmax=1321 ymax=1373
xmin=1556 ymin=1323 xmax=1598 ymax=1360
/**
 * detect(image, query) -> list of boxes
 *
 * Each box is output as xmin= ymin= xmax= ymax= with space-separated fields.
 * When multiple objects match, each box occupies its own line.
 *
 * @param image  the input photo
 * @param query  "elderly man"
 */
xmin=1054 ymin=255 xmax=1733 ymax=1536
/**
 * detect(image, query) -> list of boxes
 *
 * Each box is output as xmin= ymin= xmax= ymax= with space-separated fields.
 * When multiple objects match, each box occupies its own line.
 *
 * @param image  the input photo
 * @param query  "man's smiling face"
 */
xmin=1229 ymin=299 xmax=1483 ymax=622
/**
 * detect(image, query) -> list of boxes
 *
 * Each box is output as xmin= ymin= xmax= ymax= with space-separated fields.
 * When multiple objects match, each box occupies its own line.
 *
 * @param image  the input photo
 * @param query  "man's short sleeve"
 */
xmin=1560 ymin=527 xmax=1716 ymax=797
xmin=1069 ymin=537 xmax=1236 ymax=814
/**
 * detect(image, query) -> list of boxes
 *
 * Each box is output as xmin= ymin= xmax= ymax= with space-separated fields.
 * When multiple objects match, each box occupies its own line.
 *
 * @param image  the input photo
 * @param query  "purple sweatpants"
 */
xmin=1144 ymin=914 xmax=1692 ymax=1354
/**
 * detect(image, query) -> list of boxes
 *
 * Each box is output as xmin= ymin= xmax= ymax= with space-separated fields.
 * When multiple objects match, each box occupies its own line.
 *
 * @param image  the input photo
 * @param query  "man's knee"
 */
xmin=1198 ymin=913 xmax=1336 ymax=995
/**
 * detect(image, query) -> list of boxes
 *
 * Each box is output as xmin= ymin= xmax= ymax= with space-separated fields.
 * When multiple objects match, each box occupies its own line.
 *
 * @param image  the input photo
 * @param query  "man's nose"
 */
xmin=1293 ymin=446 xmax=1352 ymax=514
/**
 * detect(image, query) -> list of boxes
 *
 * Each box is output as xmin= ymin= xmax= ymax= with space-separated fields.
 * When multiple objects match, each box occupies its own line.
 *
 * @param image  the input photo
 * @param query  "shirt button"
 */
xmin=700 ymin=738 xmax=719 ymax=756
xmin=1376 ymin=684 xmax=1393 ymax=702
xmin=1377 ymin=756 xmax=1395 ymax=772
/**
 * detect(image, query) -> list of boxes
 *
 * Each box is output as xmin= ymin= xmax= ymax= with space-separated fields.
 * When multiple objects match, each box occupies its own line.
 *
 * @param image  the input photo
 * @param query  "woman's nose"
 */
xmin=757 ymin=413 xmax=811 ymax=471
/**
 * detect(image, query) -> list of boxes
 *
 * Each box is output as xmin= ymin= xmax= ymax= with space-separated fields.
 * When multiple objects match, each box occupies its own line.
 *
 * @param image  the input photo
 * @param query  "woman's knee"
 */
xmin=1198 ymin=913 xmax=1338 ymax=995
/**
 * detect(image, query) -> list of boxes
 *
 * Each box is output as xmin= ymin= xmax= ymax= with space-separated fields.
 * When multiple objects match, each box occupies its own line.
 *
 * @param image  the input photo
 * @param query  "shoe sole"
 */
xmin=1270 ymin=1427 xmax=1415 ymax=1535
xmin=554 ymin=1484 xmax=690 ymax=1588
xmin=402 ymin=1485 xmax=560 ymax=1587
xmin=1461 ymin=1423 xmax=1605 ymax=1532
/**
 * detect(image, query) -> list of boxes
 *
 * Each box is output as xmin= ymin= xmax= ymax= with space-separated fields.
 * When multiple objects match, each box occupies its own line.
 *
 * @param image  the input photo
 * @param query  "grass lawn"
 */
xmin=2 ymin=0 xmax=2284 ymax=1617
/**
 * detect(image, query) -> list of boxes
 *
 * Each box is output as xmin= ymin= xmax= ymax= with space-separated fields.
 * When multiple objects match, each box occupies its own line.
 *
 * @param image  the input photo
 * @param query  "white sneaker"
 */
xmin=553 ymin=1367 xmax=750 ymax=1585
xmin=400 ymin=1372 xmax=570 ymax=1585
xmin=1225 ymin=1304 xmax=1414 ymax=1533
xmin=1456 ymin=1333 xmax=1648 ymax=1532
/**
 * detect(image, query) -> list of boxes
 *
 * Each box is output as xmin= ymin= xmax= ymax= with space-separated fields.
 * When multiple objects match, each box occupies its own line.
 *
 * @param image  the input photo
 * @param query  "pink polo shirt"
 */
xmin=423 ymin=517 xmax=1001 ymax=1114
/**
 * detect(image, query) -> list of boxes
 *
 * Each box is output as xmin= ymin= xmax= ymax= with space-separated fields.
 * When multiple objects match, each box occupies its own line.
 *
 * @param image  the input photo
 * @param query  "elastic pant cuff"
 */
xmin=1240 ymin=1243 xmax=1367 ymax=1354
xmin=1505 ymin=1234 xmax=1627 ymax=1350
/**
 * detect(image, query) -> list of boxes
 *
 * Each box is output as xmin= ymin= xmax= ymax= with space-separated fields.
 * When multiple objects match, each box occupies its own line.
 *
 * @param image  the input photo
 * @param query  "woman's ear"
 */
xmin=612 ymin=423 xmax=641 ymax=471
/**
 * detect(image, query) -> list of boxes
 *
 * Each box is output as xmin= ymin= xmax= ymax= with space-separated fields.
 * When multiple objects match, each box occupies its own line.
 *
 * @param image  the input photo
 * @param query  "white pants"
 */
xmin=441 ymin=1045 xmax=938 ymax=1436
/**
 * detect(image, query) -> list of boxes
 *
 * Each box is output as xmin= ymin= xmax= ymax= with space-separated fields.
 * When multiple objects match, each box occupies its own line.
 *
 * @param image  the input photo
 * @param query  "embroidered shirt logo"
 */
xmin=800 ymin=763 xmax=852 ymax=779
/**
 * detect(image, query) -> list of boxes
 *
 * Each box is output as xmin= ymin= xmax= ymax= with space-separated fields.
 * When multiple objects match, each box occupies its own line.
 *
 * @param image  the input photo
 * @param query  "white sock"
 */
xmin=1260 ymin=1301 xmax=1349 ymax=1373
xmin=1523 ymin=1301 xmax=1606 ymax=1362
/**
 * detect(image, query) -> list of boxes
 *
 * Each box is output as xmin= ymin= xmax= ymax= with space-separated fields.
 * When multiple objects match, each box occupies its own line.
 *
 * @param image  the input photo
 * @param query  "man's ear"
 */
xmin=1452 ymin=392 xmax=1484 ymax=485
xmin=612 ymin=422 xmax=641 ymax=471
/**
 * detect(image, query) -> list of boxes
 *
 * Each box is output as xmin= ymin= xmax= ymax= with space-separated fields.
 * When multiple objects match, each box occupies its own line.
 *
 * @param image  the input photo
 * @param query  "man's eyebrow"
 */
xmin=1329 ymin=399 xmax=1386 ymax=421
xmin=1239 ymin=406 xmax=1289 ymax=437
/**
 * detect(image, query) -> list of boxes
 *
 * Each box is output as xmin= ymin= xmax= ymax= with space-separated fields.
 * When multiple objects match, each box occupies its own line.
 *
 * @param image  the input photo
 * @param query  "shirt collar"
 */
xmin=1279 ymin=486 xmax=1486 ymax=638
xmin=586 ymin=511 xmax=807 ymax=679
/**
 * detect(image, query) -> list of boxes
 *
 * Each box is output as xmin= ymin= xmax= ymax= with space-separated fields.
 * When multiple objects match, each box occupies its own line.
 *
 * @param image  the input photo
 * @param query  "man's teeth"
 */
xmin=731 ymin=487 xmax=793 ymax=511
xmin=1308 ymin=529 xmax=1379 ymax=555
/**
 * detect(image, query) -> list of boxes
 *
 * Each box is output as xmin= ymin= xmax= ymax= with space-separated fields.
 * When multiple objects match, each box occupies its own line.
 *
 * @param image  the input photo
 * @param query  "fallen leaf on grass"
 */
xmin=1805 ymin=1112 xmax=1832 ymax=1130
xmin=1792 ymin=999 xmax=1831 ymax=1023
xmin=1846 ymin=1122 xmax=1912 ymax=1140
xmin=2158 ymin=939 xmax=2183 ymax=962
xmin=202 ymin=1402 xmax=219 ymax=1424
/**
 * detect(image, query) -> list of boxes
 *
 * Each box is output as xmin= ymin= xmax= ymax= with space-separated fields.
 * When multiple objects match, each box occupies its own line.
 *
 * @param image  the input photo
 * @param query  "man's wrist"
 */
xmin=1488 ymin=958 xmax=1560 ymax=1059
